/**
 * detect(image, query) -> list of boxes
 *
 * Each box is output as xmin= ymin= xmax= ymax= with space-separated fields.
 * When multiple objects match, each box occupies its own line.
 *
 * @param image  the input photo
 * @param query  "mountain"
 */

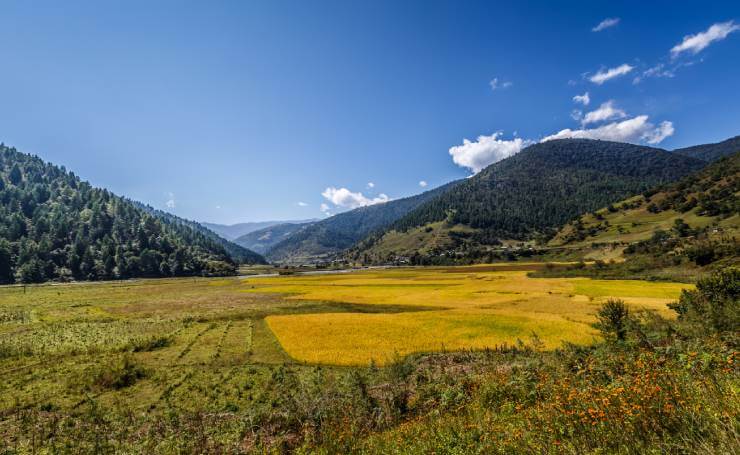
xmin=551 ymin=150 xmax=739 ymax=249
xmin=202 ymin=220 xmax=318 ymax=240
xmin=138 ymin=205 xmax=266 ymax=265
xmin=673 ymin=135 xmax=740 ymax=163
xmin=234 ymin=221 xmax=315 ymax=255
xmin=351 ymin=139 xmax=707 ymax=263
xmin=544 ymin=151 xmax=739 ymax=280
xmin=265 ymin=180 xmax=461 ymax=264
xmin=0 ymin=144 xmax=265 ymax=284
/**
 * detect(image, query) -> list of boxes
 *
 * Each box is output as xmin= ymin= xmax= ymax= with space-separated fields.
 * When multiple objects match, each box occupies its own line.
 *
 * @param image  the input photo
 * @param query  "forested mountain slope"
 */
xmin=673 ymin=135 xmax=740 ymax=163
xmin=351 ymin=139 xmax=707 ymax=263
xmin=136 ymin=205 xmax=266 ymax=265
xmin=266 ymin=180 xmax=461 ymax=263
xmin=552 ymin=151 xmax=739 ymax=248
xmin=234 ymin=221 xmax=315 ymax=255
xmin=543 ymin=151 xmax=739 ymax=280
xmin=0 ymin=144 xmax=264 ymax=284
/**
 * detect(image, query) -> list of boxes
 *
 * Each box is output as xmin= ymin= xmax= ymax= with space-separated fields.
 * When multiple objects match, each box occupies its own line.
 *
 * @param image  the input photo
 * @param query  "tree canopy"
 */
xmin=0 ymin=145 xmax=263 ymax=284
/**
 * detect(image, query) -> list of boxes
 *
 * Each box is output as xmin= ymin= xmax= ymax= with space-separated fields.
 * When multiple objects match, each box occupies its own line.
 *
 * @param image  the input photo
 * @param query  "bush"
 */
xmin=90 ymin=355 xmax=147 ymax=390
xmin=595 ymin=299 xmax=630 ymax=341
xmin=669 ymin=267 xmax=739 ymax=334
xmin=124 ymin=335 xmax=172 ymax=352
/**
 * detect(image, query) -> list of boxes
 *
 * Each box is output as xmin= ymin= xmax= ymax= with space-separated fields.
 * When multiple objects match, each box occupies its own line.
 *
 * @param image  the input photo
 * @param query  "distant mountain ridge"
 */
xmin=202 ymin=219 xmax=318 ymax=240
xmin=349 ymin=138 xmax=709 ymax=264
xmin=265 ymin=180 xmax=461 ymax=263
xmin=673 ymin=135 xmax=740 ymax=163
xmin=234 ymin=221 xmax=315 ymax=255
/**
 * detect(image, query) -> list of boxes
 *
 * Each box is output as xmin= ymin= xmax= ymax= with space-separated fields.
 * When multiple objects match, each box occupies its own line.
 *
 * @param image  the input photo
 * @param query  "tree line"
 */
xmin=0 ymin=145 xmax=262 ymax=284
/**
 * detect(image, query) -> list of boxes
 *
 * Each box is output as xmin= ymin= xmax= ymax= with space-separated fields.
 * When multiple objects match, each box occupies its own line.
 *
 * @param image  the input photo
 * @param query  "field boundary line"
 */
xmin=175 ymin=323 xmax=216 ymax=363
xmin=211 ymin=320 xmax=233 ymax=364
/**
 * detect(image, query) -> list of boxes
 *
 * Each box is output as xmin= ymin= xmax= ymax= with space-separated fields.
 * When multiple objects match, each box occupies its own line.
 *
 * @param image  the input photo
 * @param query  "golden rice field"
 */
xmin=244 ymin=264 xmax=691 ymax=365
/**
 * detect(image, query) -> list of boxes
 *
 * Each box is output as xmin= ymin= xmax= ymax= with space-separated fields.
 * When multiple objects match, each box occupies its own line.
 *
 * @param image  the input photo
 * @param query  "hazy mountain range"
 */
xmin=201 ymin=219 xmax=319 ymax=241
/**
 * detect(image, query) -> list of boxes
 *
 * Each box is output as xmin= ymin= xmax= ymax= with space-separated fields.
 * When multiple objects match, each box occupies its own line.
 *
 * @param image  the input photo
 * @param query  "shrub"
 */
xmin=669 ymin=267 xmax=739 ymax=334
xmin=595 ymin=299 xmax=630 ymax=341
xmin=90 ymin=355 xmax=147 ymax=390
xmin=124 ymin=335 xmax=172 ymax=352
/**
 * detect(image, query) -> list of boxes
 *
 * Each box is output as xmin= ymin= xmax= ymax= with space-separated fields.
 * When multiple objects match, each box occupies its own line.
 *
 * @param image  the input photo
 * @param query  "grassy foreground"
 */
xmin=0 ymin=265 xmax=736 ymax=453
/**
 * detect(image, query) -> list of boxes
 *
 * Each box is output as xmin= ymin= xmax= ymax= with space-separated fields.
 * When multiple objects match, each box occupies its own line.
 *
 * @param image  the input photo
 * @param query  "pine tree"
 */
xmin=9 ymin=164 xmax=22 ymax=185
xmin=0 ymin=239 xmax=13 ymax=284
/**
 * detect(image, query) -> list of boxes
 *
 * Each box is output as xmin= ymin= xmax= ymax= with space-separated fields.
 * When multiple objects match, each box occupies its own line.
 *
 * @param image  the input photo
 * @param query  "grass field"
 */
xmin=0 ymin=267 xmax=691 ymax=402
xmin=0 ymin=265 xmax=710 ymax=452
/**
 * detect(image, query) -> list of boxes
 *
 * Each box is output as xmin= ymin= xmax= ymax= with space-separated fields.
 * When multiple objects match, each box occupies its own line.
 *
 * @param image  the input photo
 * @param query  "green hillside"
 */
xmin=352 ymin=139 xmax=707 ymax=263
xmin=266 ymin=180 xmax=460 ymax=263
xmin=0 ymin=144 xmax=264 ymax=284
xmin=552 ymin=151 xmax=739 ymax=247
xmin=541 ymin=152 xmax=739 ymax=280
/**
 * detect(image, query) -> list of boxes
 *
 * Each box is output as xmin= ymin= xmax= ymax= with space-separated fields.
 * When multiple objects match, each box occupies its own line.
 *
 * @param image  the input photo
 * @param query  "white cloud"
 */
xmin=320 ymin=203 xmax=330 ymax=212
xmin=165 ymin=192 xmax=176 ymax=209
xmin=671 ymin=21 xmax=739 ymax=57
xmin=571 ymin=109 xmax=583 ymax=121
xmin=418 ymin=180 xmax=428 ymax=188
xmin=633 ymin=63 xmax=676 ymax=84
xmin=542 ymin=115 xmax=674 ymax=145
xmin=592 ymin=17 xmax=620 ymax=32
xmin=449 ymin=132 xmax=531 ymax=174
xmin=489 ymin=77 xmax=513 ymax=91
xmin=366 ymin=182 xmax=375 ymax=188
xmin=215 ymin=205 xmax=221 ymax=209
xmin=642 ymin=121 xmax=675 ymax=144
xmin=581 ymin=100 xmax=627 ymax=125
xmin=321 ymin=187 xmax=390 ymax=209
xmin=573 ymin=92 xmax=590 ymax=106
xmin=297 ymin=201 xmax=308 ymax=207
xmin=589 ymin=64 xmax=634 ymax=84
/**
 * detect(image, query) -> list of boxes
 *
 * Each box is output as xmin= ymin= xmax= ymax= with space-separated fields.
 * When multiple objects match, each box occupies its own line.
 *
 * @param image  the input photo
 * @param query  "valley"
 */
xmin=0 ymin=141 xmax=737 ymax=453
xmin=2 ymin=4 xmax=739 ymax=452
xmin=0 ymin=266 xmax=694 ymax=450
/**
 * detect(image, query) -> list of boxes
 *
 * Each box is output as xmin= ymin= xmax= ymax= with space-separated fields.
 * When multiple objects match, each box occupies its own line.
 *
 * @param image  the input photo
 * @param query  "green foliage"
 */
xmin=0 ymin=270 xmax=738 ymax=453
xmin=137 ymin=203 xmax=266 ymax=264
xmin=595 ymin=299 xmax=630 ymax=341
xmin=124 ymin=335 xmax=172 ymax=352
xmin=640 ymin=152 xmax=739 ymax=217
xmin=89 ymin=355 xmax=147 ymax=390
xmin=669 ymin=267 xmax=739 ymax=334
xmin=0 ymin=144 xmax=265 ymax=283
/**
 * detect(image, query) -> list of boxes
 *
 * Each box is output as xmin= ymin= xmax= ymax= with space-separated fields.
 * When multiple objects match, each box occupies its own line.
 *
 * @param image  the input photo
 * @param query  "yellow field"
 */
xmin=245 ymin=265 xmax=691 ymax=365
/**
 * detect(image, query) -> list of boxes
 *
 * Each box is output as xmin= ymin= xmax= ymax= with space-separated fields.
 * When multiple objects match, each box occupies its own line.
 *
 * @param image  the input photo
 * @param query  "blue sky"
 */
xmin=1 ymin=1 xmax=739 ymax=224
